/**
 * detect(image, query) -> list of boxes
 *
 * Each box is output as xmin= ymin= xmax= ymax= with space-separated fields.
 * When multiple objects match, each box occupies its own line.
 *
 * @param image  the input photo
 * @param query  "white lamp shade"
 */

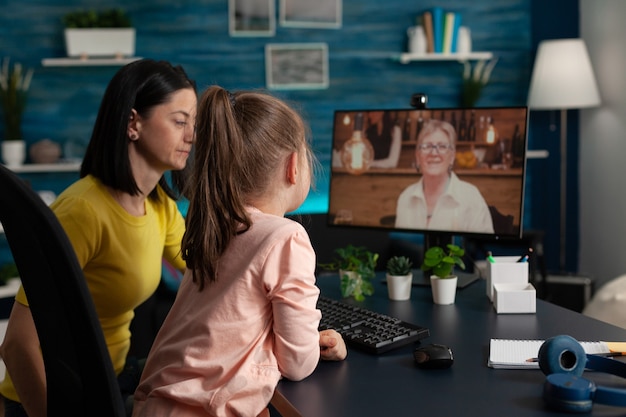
xmin=528 ymin=38 xmax=601 ymax=110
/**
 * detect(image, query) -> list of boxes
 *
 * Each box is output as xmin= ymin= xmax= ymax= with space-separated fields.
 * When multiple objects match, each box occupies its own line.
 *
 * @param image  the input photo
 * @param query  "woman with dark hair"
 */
xmin=0 ymin=59 xmax=197 ymax=417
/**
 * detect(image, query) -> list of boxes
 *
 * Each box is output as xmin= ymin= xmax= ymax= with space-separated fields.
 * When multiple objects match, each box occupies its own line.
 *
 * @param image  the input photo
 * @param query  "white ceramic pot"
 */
xmin=430 ymin=275 xmax=458 ymax=305
xmin=64 ymin=28 xmax=136 ymax=58
xmin=407 ymin=26 xmax=427 ymax=54
xmin=1 ymin=140 xmax=26 ymax=168
xmin=387 ymin=273 xmax=413 ymax=300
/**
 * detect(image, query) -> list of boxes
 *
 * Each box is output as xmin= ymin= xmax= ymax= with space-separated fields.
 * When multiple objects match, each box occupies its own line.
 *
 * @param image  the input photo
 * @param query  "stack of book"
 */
xmin=419 ymin=7 xmax=462 ymax=54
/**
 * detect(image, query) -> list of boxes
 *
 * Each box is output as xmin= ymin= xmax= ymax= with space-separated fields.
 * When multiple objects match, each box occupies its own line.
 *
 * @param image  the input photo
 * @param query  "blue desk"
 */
xmin=276 ymin=273 xmax=626 ymax=416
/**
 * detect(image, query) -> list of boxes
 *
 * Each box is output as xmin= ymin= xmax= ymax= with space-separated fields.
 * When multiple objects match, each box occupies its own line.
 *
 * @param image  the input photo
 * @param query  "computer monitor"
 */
xmin=327 ymin=106 xmax=528 ymax=248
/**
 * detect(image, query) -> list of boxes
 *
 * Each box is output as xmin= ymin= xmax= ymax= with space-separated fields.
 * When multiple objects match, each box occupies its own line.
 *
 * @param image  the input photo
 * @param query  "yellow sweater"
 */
xmin=0 ymin=175 xmax=186 ymax=402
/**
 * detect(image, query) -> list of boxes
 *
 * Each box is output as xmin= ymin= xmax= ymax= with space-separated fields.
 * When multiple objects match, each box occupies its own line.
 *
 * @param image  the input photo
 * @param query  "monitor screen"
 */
xmin=327 ymin=106 xmax=528 ymax=242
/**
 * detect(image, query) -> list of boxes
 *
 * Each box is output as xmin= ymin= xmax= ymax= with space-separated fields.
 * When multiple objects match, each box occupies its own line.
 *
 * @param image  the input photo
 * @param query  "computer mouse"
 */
xmin=413 ymin=343 xmax=454 ymax=369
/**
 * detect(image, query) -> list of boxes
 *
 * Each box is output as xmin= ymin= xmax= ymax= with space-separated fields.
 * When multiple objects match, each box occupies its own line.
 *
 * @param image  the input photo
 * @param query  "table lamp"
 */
xmin=527 ymin=38 xmax=601 ymax=272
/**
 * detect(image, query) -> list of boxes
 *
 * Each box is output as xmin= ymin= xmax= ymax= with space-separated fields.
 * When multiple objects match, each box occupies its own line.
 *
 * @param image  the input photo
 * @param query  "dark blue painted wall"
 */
xmin=528 ymin=0 xmax=580 ymax=273
xmin=0 ymin=0 xmax=577 ymax=272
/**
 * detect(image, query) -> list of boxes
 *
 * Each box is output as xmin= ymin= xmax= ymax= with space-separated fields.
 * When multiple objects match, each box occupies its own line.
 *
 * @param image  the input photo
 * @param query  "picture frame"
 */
xmin=229 ymin=0 xmax=275 ymax=37
xmin=265 ymin=43 xmax=329 ymax=90
xmin=279 ymin=0 xmax=342 ymax=29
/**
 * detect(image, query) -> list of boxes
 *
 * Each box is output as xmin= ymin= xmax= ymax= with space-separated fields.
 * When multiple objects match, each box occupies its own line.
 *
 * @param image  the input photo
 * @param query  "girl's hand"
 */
xmin=319 ymin=329 xmax=347 ymax=361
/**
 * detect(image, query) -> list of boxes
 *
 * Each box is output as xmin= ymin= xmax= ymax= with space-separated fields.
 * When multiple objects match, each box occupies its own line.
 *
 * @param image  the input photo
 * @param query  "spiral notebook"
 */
xmin=488 ymin=339 xmax=612 ymax=369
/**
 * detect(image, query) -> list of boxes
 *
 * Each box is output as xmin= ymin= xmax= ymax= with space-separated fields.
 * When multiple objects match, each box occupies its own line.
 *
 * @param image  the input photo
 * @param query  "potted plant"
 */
xmin=319 ymin=245 xmax=378 ymax=301
xmin=386 ymin=255 xmax=413 ymax=300
xmin=421 ymin=244 xmax=466 ymax=305
xmin=62 ymin=8 xmax=135 ymax=59
xmin=0 ymin=57 xmax=33 ymax=167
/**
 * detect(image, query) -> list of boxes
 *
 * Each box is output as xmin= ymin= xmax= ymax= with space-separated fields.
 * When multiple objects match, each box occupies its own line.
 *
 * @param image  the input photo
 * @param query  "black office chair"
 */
xmin=0 ymin=164 xmax=125 ymax=417
xmin=488 ymin=205 xmax=515 ymax=235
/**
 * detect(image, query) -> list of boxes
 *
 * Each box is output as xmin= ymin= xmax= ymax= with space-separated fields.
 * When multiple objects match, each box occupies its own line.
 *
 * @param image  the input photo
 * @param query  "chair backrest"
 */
xmin=0 ymin=164 xmax=125 ymax=417
xmin=488 ymin=205 xmax=515 ymax=235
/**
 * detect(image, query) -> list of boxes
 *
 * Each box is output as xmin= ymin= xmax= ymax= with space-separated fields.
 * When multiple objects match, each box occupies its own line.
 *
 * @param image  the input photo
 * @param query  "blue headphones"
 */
xmin=539 ymin=335 xmax=626 ymax=413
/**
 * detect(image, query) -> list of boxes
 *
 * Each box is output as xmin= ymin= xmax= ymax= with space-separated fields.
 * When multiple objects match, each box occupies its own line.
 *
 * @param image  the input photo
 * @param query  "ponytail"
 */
xmin=183 ymin=86 xmax=311 ymax=291
xmin=182 ymin=86 xmax=251 ymax=290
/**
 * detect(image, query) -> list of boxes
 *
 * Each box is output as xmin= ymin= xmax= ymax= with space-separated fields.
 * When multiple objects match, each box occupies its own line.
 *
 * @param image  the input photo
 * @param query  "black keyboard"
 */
xmin=317 ymin=296 xmax=430 ymax=354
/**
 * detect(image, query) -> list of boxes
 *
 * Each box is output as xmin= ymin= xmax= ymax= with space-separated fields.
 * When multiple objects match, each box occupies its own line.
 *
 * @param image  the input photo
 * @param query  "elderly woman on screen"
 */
xmin=395 ymin=119 xmax=493 ymax=233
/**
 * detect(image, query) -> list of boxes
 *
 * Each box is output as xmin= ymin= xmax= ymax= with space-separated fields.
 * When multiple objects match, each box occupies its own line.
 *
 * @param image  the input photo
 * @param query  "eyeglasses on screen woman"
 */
xmin=417 ymin=143 xmax=453 ymax=154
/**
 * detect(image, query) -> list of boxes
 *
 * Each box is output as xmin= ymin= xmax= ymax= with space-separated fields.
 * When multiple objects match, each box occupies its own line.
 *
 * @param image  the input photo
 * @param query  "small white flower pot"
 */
xmin=386 ymin=273 xmax=413 ymax=300
xmin=430 ymin=275 xmax=458 ymax=305
xmin=1 ymin=140 xmax=26 ymax=168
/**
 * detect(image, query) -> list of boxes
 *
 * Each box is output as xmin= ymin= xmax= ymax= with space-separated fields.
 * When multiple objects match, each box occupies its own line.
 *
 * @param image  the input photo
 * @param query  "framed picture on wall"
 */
xmin=279 ymin=0 xmax=342 ymax=29
xmin=229 ymin=0 xmax=275 ymax=37
xmin=265 ymin=43 xmax=329 ymax=90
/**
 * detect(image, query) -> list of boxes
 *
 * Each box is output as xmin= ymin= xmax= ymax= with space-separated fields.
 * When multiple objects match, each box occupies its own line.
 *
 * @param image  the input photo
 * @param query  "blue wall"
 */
xmin=1 ymin=0 xmax=577 ymax=272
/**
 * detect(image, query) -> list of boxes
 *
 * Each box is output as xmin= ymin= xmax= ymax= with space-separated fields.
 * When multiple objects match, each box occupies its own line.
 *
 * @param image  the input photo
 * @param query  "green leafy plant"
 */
xmin=0 ymin=57 xmax=34 ymax=141
xmin=319 ymin=245 xmax=378 ymax=301
xmin=0 ymin=262 xmax=18 ymax=286
xmin=62 ymin=9 xmax=132 ymax=28
xmin=386 ymin=255 xmax=413 ymax=276
xmin=460 ymin=58 xmax=498 ymax=107
xmin=421 ymin=244 xmax=466 ymax=279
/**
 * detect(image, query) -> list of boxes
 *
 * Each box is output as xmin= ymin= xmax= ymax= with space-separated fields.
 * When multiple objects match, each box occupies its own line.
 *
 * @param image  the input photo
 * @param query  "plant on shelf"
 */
xmin=62 ymin=9 xmax=132 ymax=28
xmin=0 ymin=262 xmax=18 ymax=286
xmin=0 ymin=57 xmax=34 ymax=141
xmin=460 ymin=58 xmax=498 ymax=107
xmin=421 ymin=244 xmax=466 ymax=279
xmin=386 ymin=256 xmax=413 ymax=276
xmin=62 ymin=9 xmax=135 ymax=59
xmin=319 ymin=245 xmax=379 ymax=301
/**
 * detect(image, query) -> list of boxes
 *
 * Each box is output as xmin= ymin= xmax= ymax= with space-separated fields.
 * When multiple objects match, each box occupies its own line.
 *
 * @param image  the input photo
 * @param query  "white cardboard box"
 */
xmin=486 ymin=256 xmax=528 ymax=301
xmin=494 ymin=283 xmax=536 ymax=313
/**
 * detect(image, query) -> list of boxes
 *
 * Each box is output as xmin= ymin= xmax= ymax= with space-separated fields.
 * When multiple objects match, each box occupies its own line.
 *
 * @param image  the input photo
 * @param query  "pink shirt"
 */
xmin=133 ymin=209 xmax=321 ymax=417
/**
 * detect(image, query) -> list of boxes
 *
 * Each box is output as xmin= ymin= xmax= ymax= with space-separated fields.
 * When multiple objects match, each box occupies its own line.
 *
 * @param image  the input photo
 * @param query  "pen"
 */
xmin=516 ymin=248 xmax=533 ymax=263
xmin=526 ymin=351 xmax=626 ymax=362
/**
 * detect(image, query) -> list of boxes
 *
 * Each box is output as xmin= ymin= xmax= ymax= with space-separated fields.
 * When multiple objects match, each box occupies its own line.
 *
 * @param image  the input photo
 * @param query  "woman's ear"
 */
xmin=127 ymin=109 xmax=140 ymax=141
xmin=286 ymin=152 xmax=298 ymax=185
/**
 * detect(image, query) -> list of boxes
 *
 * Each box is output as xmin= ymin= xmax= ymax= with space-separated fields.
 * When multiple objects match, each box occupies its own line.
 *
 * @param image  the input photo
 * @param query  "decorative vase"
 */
xmin=430 ymin=275 xmax=458 ymax=305
xmin=1 ymin=140 xmax=26 ymax=168
xmin=386 ymin=273 xmax=413 ymax=300
xmin=407 ymin=26 xmax=427 ymax=55
xmin=29 ymin=139 xmax=61 ymax=164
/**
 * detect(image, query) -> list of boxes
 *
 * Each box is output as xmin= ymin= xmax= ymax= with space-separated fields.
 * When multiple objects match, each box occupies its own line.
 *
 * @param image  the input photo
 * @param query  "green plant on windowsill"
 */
xmin=420 ymin=244 xmax=466 ymax=279
xmin=62 ymin=8 xmax=132 ymax=28
xmin=318 ymin=245 xmax=379 ymax=301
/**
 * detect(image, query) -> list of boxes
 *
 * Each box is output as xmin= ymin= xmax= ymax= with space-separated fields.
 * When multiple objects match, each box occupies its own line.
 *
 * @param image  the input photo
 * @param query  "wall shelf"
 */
xmin=394 ymin=52 xmax=493 ymax=64
xmin=41 ymin=57 xmax=141 ymax=67
xmin=5 ymin=162 xmax=81 ymax=173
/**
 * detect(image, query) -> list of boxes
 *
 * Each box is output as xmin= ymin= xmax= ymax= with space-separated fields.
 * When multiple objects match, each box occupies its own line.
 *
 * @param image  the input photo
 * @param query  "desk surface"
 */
xmin=277 ymin=274 xmax=626 ymax=416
